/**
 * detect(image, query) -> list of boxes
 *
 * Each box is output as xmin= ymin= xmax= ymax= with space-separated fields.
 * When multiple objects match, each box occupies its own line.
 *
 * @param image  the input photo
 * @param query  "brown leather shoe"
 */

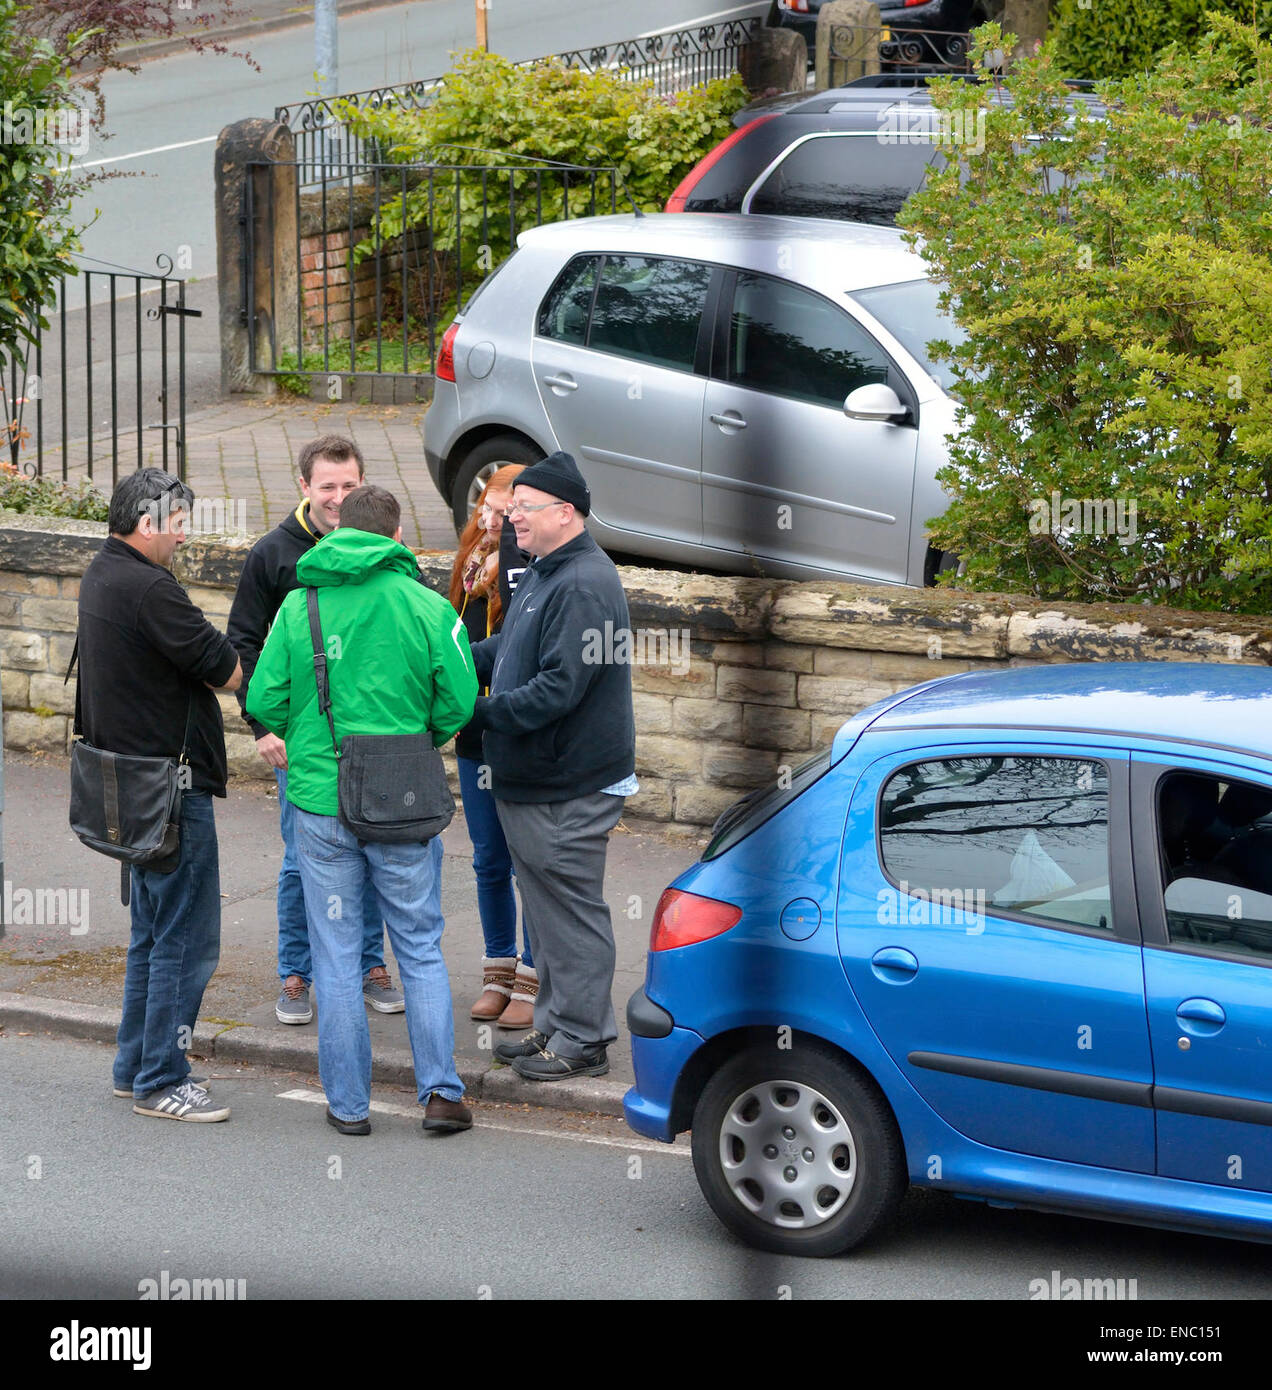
xmin=422 ymin=1093 xmax=472 ymax=1134
xmin=470 ymin=956 xmax=516 ymax=1020
xmin=496 ymin=961 xmax=539 ymax=1031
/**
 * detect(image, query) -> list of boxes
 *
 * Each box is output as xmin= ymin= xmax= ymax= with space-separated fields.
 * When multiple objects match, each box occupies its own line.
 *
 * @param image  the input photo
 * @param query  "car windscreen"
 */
xmin=849 ymin=278 xmax=968 ymax=393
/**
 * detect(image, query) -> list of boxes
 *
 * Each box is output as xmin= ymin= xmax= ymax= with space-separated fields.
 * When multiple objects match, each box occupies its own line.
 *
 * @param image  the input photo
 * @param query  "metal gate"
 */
xmin=1 ymin=254 xmax=198 ymax=484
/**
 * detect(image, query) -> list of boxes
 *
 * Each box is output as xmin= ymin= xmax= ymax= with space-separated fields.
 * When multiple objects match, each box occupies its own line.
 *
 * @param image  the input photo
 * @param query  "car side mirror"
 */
xmin=844 ymin=384 xmax=909 ymax=422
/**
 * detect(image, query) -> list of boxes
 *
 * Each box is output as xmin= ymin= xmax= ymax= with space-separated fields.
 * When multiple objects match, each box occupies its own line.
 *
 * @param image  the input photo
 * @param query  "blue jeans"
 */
xmin=113 ymin=794 xmax=221 ymax=1097
xmin=457 ymin=754 xmax=532 ymax=967
xmin=276 ymin=767 xmax=384 ymax=983
xmin=294 ymin=810 xmax=463 ymax=1122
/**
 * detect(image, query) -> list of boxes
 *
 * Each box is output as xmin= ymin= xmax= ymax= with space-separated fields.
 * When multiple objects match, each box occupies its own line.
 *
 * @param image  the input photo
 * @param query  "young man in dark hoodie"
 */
xmin=227 ymin=435 xmax=405 ymax=1025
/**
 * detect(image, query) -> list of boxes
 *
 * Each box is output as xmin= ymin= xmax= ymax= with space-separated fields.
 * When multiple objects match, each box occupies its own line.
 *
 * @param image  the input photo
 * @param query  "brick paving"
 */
xmin=176 ymin=394 xmax=457 ymax=552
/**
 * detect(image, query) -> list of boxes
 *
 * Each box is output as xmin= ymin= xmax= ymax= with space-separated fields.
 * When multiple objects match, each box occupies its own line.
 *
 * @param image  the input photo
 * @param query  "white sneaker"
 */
xmin=133 ymin=1081 xmax=230 ymax=1123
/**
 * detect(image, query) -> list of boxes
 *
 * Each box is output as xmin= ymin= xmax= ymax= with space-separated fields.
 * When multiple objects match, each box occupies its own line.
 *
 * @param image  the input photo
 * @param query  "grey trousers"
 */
xmin=494 ymin=790 xmax=625 ymax=1058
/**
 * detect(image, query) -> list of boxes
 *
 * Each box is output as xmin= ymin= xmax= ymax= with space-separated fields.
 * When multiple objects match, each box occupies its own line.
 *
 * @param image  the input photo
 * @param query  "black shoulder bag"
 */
xmin=65 ymin=637 xmax=192 ymax=905
xmin=306 ymin=587 xmax=454 ymax=844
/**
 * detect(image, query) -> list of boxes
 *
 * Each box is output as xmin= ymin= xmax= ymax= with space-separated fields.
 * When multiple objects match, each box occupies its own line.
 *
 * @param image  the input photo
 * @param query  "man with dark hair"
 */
xmin=77 ymin=469 xmax=243 ymax=1121
xmin=468 ymin=452 xmax=636 ymax=1082
xmin=227 ymin=435 xmax=406 ymax=1025
xmin=247 ymin=485 xmax=478 ymax=1136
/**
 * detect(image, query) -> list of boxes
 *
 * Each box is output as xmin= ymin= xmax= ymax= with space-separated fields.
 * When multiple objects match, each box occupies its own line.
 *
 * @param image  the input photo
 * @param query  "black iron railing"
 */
xmin=1 ymin=256 xmax=193 ymax=483
xmin=275 ymin=17 xmax=762 ymax=186
xmin=829 ymin=24 xmax=976 ymax=73
xmin=247 ymin=159 xmax=619 ymax=382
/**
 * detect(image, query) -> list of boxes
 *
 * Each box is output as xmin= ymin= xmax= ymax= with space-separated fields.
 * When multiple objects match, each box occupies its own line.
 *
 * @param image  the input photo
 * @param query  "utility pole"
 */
xmin=476 ymin=0 xmax=488 ymax=51
xmin=315 ymin=0 xmax=339 ymax=170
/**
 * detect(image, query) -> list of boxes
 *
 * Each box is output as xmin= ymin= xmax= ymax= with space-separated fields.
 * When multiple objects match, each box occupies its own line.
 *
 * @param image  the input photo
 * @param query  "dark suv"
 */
xmin=667 ymin=78 xmax=1102 ymax=226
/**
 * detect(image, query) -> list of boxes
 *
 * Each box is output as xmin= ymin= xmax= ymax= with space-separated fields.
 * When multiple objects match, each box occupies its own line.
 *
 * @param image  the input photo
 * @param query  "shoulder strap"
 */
xmin=306 ymin=587 xmax=340 ymax=758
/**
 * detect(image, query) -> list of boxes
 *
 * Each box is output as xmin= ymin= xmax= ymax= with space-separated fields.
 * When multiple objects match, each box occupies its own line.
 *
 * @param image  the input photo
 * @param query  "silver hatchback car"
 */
xmin=425 ymin=213 xmax=963 ymax=586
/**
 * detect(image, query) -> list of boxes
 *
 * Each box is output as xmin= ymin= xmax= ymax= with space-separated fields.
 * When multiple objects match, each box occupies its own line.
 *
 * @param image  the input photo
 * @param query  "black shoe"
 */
xmin=326 ymin=1107 xmax=370 ymax=1136
xmin=511 ymin=1047 xmax=609 ymax=1082
xmin=493 ymin=1028 xmax=549 ymax=1063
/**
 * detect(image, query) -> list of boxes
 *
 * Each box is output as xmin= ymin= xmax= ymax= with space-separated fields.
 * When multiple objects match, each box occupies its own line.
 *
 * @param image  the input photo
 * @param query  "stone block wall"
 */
xmin=2 ymin=515 xmax=1270 ymax=828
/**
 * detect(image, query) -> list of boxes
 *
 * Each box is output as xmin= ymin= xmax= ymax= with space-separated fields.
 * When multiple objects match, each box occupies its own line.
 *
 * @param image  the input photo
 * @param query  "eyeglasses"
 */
xmin=506 ymin=500 xmax=563 ymax=518
xmin=479 ymin=503 xmax=507 ymax=520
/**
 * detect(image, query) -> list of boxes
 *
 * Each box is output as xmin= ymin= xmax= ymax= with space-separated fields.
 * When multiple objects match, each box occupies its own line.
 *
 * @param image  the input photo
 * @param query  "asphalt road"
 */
xmin=67 ymin=0 xmax=773 ymax=306
xmin=5 ymin=1031 xmax=1272 ymax=1306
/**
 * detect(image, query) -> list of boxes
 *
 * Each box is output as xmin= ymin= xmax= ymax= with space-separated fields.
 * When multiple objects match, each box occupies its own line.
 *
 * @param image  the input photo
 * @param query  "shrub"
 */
xmin=334 ymin=50 xmax=750 ymax=283
xmin=900 ymin=19 xmax=1272 ymax=613
xmin=0 ymin=471 xmax=107 ymax=520
xmin=1051 ymin=0 xmax=1272 ymax=78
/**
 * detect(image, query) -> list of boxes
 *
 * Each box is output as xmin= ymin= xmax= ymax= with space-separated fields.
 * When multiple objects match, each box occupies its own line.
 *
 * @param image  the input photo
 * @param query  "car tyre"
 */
xmin=690 ymin=1041 xmax=906 ymax=1257
xmin=449 ymin=434 xmax=544 ymax=533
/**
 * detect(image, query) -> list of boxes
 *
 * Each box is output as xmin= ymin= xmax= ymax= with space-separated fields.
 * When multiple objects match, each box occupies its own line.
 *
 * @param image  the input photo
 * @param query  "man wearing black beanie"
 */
xmin=466 ymin=452 xmax=636 ymax=1080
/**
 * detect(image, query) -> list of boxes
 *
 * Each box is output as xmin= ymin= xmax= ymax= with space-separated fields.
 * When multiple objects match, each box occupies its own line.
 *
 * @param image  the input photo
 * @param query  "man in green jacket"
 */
xmin=247 ymin=485 xmax=478 ymax=1136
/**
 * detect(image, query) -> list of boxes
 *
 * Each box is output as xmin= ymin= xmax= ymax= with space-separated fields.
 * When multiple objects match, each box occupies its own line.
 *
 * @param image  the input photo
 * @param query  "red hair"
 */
xmin=448 ymin=462 xmax=526 ymax=629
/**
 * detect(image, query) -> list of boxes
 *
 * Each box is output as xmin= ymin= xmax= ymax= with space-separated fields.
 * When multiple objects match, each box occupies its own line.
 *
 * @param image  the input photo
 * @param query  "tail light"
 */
xmin=664 ymin=114 xmax=778 ymax=213
xmin=435 ymin=321 xmax=460 ymax=382
xmin=650 ymin=888 xmax=743 ymax=952
xmin=781 ymin=0 xmax=811 ymax=11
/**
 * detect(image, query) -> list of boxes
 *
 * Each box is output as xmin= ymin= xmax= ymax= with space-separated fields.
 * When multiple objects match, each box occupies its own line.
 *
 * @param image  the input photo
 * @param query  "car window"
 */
xmin=878 ymin=756 xmax=1113 ymax=932
xmin=746 ymin=134 xmax=947 ymax=226
xmin=850 ymin=279 xmax=969 ymax=394
xmin=1157 ymin=770 xmax=1272 ymax=960
xmin=585 ymin=255 xmax=711 ymax=373
xmin=536 ymin=255 xmax=601 ymax=345
xmin=725 ymin=272 xmax=889 ymax=408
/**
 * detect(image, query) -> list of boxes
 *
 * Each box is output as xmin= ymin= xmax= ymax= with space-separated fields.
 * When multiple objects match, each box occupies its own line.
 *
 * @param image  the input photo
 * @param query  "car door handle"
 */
xmin=542 ymin=374 xmax=578 ymax=392
xmin=871 ymin=947 xmax=918 ymax=983
xmin=1176 ymin=997 xmax=1226 ymax=1036
xmin=709 ymin=412 xmax=747 ymax=430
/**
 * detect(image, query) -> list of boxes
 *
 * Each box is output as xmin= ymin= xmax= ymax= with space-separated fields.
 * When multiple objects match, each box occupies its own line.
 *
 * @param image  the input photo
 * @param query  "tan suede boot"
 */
xmin=471 ymin=956 xmax=516 ymax=1021
xmin=496 ymin=961 xmax=539 ymax=1031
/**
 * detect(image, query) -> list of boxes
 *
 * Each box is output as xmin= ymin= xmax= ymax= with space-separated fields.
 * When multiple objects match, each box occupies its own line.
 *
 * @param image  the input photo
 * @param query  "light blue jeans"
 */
xmin=294 ymin=809 xmax=463 ymax=1122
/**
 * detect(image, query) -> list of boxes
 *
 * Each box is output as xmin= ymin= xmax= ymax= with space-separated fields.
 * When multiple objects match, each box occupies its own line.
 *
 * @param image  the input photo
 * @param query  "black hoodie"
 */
xmin=227 ymin=502 xmax=322 ymax=739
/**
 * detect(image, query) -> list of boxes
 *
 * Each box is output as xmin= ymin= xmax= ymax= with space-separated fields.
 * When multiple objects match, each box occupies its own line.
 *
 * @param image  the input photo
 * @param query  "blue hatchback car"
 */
xmin=624 ymin=663 xmax=1272 ymax=1256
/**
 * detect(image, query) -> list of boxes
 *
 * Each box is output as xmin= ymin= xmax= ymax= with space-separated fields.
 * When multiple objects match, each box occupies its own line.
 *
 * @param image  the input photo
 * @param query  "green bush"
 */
xmin=335 ymin=50 xmax=750 ymax=283
xmin=900 ymin=19 xmax=1272 ymax=613
xmin=0 ymin=471 xmax=107 ymax=520
xmin=1051 ymin=0 xmax=1272 ymax=78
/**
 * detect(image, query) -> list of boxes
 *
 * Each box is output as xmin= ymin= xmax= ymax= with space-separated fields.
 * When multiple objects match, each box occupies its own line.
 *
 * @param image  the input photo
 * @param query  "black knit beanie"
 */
xmin=513 ymin=451 xmax=590 ymax=517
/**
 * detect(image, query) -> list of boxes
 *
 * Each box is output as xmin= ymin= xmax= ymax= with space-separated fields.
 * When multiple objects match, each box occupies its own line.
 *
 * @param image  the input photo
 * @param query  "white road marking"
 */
xmin=639 ymin=4 xmax=768 ymax=36
xmin=74 ymin=134 xmax=217 ymax=170
xmin=276 ymin=1087 xmax=690 ymax=1157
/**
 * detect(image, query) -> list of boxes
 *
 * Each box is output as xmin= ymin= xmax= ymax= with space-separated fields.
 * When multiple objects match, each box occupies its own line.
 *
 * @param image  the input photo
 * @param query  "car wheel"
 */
xmin=690 ymin=1042 xmax=906 ymax=1257
xmin=449 ymin=435 xmax=544 ymax=533
xmin=923 ymin=544 xmax=962 ymax=587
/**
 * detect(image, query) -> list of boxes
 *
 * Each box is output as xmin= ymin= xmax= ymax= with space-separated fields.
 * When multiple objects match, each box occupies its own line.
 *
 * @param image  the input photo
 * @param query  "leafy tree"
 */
xmin=1051 ymin=0 xmax=1272 ymax=79
xmin=900 ymin=19 xmax=1272 ymax=613
xmin=0 ymin=0 xmax=86 ymax=363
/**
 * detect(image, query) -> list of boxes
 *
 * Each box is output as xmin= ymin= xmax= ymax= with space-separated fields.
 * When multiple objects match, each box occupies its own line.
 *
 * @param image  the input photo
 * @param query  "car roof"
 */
xmin=516 ymin=213 xmax=928 ymax=292
xmin=864 ymin=663 xmax=1272 ymax=759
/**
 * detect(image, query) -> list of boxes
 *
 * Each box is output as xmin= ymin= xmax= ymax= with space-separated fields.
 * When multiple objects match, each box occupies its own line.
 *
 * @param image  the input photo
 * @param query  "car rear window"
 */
xmin=703 ymin=749 xmax=834 ymax=861
xmin=746 ymin=133 xmax=947 ymax=226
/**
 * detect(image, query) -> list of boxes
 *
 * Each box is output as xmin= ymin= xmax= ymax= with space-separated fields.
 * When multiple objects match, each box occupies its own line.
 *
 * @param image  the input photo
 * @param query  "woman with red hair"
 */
xmin=448 ymin=464 xmax=536 ymax=1029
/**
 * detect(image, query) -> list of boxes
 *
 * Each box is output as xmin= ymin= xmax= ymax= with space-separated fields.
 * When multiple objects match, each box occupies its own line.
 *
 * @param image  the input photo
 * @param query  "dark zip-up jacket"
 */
xmin=227 ymin=502 xmax=320 ymax=740
xmin=468 ymin=530 xmax=634 ymax=803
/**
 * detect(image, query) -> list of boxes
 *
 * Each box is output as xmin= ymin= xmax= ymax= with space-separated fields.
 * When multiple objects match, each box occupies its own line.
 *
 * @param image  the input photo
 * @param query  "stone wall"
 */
xmin=3 ymin=515 xmax=1270 ymax=828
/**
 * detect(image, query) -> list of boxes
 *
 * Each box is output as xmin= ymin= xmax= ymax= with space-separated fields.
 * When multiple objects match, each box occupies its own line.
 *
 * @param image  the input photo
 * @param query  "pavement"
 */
xmin=0 ymin=750 xmax=708 ymax=1120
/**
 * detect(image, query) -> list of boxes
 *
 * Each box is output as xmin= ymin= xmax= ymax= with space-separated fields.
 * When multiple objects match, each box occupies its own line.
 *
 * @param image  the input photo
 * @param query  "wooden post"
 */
xmin=476 ymin=0 xmax=488 ymax=50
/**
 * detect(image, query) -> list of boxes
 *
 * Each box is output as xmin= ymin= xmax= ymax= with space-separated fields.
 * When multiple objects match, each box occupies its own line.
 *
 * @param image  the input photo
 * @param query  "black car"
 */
xmin=775 ymin=0 xmax=982 ymax=66
xmin=666 ymin=78 xmax=1102 ymax=227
